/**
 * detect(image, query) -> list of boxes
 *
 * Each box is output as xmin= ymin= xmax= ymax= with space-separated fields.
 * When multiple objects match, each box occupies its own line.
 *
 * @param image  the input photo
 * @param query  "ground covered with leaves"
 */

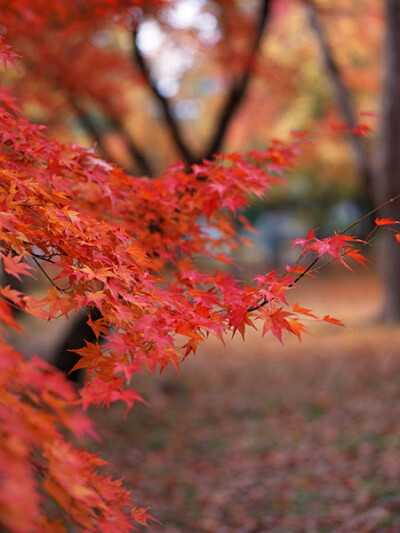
xmin=90 ymin=269 xmax=400 ymax=532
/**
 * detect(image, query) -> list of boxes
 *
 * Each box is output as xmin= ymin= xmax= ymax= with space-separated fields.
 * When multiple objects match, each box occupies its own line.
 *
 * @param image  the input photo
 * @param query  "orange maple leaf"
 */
xmin=260 ymin=306 xmax=293 ymax=343
xmin=323 ymin=315 xmax=346 ymax=327
xmin=375 ymin=217 xmax=400 ymax=226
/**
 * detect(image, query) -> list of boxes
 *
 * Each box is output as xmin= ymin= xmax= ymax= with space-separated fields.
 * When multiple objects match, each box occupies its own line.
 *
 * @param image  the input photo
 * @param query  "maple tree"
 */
xmin=1 ymin=1 xmax=400 ymax=531
xmin=2 ymin=0 xmax=276 ymax=373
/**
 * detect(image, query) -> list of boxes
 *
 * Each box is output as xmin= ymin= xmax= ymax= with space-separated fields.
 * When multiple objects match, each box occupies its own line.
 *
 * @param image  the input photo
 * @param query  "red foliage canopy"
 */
xmin=0 ymin=2 xmax=395 ymax=531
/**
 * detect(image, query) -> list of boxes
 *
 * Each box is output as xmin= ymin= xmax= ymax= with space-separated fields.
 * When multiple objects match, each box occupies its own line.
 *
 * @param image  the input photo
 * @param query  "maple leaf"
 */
xmin=69 ymin=340 xmax=107 ymax=375
xmin=131 ymin=507 xmax=159 ymax=527
xmin=375 ymin=217 xmax=400 ymax=226
xmin=1 ymin=252 xmax=35 ymax=281
xmin=0 ymin=298 xmax=23 ymax=332
xmin=288 ymin=319 xmax=308 ymax=341
xmin=228 ymin=305 xmax=250 ymax=330
xmin=86 ymin=314 xmax=108 ymax=339
xmin=350 ymin=123 xmax=372 ymax=137
xmin=253 ymin=273 xmax=292 ymax=305
xmin=79 ymin=377 xmax=145 ymax=411
xmin=231 ymin=312 xmax=256 ymax=340
xmin=345 ymin=248 xmax=370 ymax=267
xmin=181 ymin=338 xmax=201 ymax=356
xmin=0 ymin=83 xmax=20 ymax=114
xmin=42 ymin=288 xmax=74 ymax=319
xmin=214 ymin=252 xmax=234 ymax=264
xmin=291 ymin=228 xmax=318 ymax=252
xmin=292 ymin=303 xmax=318 ymax=319
xmin=323 ymin=315 xmax=346 ymax=327
xmin=309 ymin=234 xmax=363 ymax=269
xmin=0 ymin=284 xmax=25 ymax=309
xmin=259 ymin=306 xmax=294 ymax=343
xmin=113 ymin=361 xmax=143 ymax=383
xmin=0 ymin=38 xmax=21 ymax=71
xmin=285 ymin=265 xmax=308 ymax=275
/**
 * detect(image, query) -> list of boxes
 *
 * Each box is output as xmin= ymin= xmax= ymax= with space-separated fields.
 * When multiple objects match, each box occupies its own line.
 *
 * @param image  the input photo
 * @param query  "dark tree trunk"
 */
xmin=377 ymin=0 xmax=400 ymax=321
xmin=52 ymin=309 xmax=101 ymax=382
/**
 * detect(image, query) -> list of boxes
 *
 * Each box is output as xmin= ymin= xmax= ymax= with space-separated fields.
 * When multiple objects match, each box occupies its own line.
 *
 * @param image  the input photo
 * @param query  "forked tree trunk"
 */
xmin=51 ymin=0 xmax=272 ymax=377
xmin=377 ymin=0 xmax=400 ymax=321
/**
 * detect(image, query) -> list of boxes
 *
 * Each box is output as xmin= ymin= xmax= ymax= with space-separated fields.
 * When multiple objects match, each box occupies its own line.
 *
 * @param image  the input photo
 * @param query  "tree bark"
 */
xmin=377 ymin=0 xmax=400 ymax=321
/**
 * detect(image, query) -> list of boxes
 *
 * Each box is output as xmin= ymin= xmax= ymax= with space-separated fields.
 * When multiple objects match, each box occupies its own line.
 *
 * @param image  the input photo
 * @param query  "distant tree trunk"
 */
xmin=377 ymin=0 xmax=400 ymax=321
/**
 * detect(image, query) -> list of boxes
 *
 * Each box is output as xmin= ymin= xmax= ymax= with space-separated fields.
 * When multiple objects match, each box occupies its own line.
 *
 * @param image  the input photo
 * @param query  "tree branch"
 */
xmin=204 ymin=0 xmax=272 ymax=159
xmin=132 ymin=28 xmax=197 ymax=164
xmin=68 ymin=94 xmax=154 ymax=176
xmin=67 ymin=94 xmax=115 ymax=162
xmin=305 ymin=0 xmax=375 ymax=210
xmin=102 ymin=104 xmax=155 ymax=177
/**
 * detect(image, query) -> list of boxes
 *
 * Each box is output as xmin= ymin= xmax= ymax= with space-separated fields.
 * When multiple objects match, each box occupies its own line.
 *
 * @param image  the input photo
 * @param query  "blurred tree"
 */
xmin=305 ymin=0 xmax=375 ymax=213
xmin=311 ymin=0 xmax=400 ymax=322
xmin=3 ymin=0 xmax=379 ymax=179
xmin=377 ymin=0 xmax=400 ymax=321
xmin=3 ymin=0 xmax=273 ymax=175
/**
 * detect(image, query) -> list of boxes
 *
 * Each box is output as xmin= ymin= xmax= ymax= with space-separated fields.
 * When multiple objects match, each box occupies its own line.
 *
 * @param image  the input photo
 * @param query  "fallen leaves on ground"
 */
xmin=89 ymin=270 xmax=400 ymax=532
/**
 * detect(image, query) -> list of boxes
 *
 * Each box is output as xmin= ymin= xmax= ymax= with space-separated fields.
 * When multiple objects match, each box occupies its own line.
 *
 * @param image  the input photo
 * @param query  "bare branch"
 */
xmin=67 ymin=94 xmax=115 ymax=162
xmin=103 ymin=107 xmax=155 ymax=177
xmin=132 ymin=28 xmax=197 ymax=164
xmin=205 ymin=0 xmax=272 ymax=159
xmin=68 ymin=93 xmax=154 ymax=176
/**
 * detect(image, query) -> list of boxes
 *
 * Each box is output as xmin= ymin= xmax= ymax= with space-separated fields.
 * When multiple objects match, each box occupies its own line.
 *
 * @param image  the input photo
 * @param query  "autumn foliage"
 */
xmin=0 ymin=2 xmax=398 ymax=531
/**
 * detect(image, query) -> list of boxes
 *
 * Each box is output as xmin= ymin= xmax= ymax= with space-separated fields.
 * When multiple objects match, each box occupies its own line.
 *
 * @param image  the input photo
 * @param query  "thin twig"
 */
xmin=205 ymin=0 xmax=271 ymax=158
xmin=132 ymin=26 xmax=196 ymax=164
xmin=31 ymin=256 xmax=67 ymax=292
xmin=338 ymin=192 xmax=400 ymax=235
xmin=246 ymin=193 xmax=400 ymax=313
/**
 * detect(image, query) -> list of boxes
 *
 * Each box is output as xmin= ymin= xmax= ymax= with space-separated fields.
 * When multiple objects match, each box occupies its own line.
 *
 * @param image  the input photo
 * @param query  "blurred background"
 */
xmin=3 ymin=0 xmax=381 ymax=246
xmin=4 ymin=0 xmax=400 ymax=530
